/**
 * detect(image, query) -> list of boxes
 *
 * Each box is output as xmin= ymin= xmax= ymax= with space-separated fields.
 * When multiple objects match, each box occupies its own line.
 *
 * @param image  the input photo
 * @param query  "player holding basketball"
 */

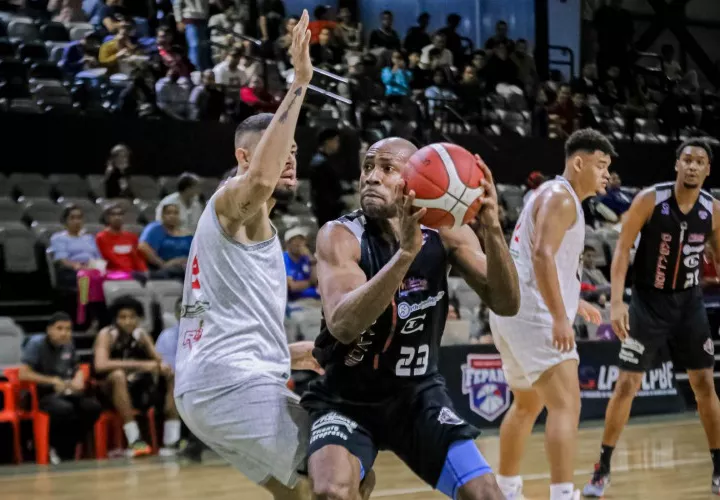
xmin=489 ymin=129 xmax=611 ymax=500
xmin=584 ymin=138 xmax=720 ymax=497
xmin=302 ymin=137 xmax=520 ymax=500
xmin=172 ymin=12 xmax=342 ymax=500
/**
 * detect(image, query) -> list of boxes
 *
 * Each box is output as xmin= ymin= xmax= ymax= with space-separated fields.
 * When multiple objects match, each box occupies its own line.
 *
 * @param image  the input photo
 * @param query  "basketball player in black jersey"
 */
xmin=301 ymin=137 xmax=520 ymax=500
xmin=584 ymin=138 xmax=720 ymax=497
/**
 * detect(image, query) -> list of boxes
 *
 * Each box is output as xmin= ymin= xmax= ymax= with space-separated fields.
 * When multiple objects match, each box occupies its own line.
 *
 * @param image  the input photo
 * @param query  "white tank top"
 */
xmin=502 ymin=176 xmax=585 ymax=323
xmin=174 ymin=193 xmax=290 ymax=396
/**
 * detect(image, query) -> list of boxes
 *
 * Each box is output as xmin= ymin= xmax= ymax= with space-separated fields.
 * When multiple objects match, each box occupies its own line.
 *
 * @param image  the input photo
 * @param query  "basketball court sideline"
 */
xmin=0 ymin=414 xmax=713 ymax=499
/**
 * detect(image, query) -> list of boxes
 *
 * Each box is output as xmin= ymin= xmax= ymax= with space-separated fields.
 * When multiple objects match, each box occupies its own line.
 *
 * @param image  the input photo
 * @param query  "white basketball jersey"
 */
xmin=504 ymin=176 xmax=585 ymax=323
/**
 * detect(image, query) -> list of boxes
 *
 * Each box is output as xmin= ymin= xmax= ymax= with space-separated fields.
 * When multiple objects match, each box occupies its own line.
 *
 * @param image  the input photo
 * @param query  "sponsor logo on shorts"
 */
xmin=618 ymin=338 xmax=645 ymax=365
xmin=579 ymin=361 xmax=677 ymax=398
xmin=461 ymin=354 xmax=510 ymax=422
xmin=399 ymin=277 xmax=429 ymax=297
xmin=689 ymin=233 xmax=706 ymax=243
xmin=704 ymin=338 xmax=715 ymax=356
xmin=400 ymin=314 xmax=426 ymax=335
xmin=310 ymin=412 xmax=358 ymax=444
xmin=437 ymin=407 xmax=464 ymax=426
xmin=397 ymin=291 xmax=445 ymax=320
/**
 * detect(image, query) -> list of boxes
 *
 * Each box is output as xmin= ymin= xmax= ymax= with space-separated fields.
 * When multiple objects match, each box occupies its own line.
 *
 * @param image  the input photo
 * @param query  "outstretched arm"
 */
xmin=215 ymin=10 xmax=313 ymax=225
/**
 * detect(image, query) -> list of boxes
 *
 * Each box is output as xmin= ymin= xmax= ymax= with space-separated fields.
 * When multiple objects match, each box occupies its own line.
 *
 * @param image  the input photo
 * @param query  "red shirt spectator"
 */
xmin=95 ymin=205 xmax=147 ymax=272
xmin=240 ymin=75 xmax=279 ymax=112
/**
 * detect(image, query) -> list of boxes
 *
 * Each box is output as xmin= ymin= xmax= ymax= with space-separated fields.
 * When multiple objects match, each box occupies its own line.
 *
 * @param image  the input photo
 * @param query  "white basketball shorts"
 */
xmin=489 ymin=313 xmax=579 ymax=390
xmin=175 ymin=375 xmax=309 ymax=487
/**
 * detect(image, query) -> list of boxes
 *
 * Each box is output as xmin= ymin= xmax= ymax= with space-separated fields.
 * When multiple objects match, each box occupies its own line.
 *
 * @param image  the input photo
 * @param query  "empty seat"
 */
xmin=50 ymin=174 xmax=90 ymax=198
xmin=57 ymin=197 xmax=102 ymax=223
xmin=69 ymin=23 xmax=94 ymax=41
xmin=102 ymin=280 xmax=153 ymax=329
xmin=9 ymin=173 xmax=51 ymax=198
xmin=29 ymin=61 xmax=63 ymax=81
xmin=23 ymin=198 xmax=62 ymax=222
xmin=86 ymin=174 xmax=105 ymax=198
xmin=0 ymin=197 xmax=23 ymax=221
xmin=0 ymin=174 xmax=9 ymax=197
xmin=48 ymin=42 xmax=68 ymax=63
xmin=31 ymin=221 xmax=65 ymax=245
xmin=0 ymin=38 xmax=14 ymax=59
xmin=146 ymin=280 xmax=182 ymax=319
xmin=8 ymin=18 xmax=38 ymax=42
xmin=0 ymin=222 xmax=39 ymax=272
xmin=9 ymin=98 xmax=42 ymax=113
xmin=198 ymin=176 xmax=220 ymax=200
xmin=0 ymin=316 xmax=24 ymax=366
xmin=128 ymin=176 xmax=160 ymax=200
xmin=18 ymin=42 xmax=48 ymax=62
xmin=40 ymin=22 xmax=70 ymax=42
xmin=83 ymin=223 xmax=105 ymax=235
xmin=138 ymin=200 xmax=158 ymax=223
xmin=158 ymin=176 xmax=179 ymax=196
xmin=34 ymin=82 xmax=73 ymax=107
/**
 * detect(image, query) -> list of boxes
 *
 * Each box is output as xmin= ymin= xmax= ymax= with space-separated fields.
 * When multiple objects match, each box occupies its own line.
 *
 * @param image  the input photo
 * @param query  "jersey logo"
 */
xmin=461 ymin=354 xmax=510 ymax=422
xmin=397 ymin=291 xmax=445 ymax=320
xmin=661 ymin=203 xmax=670 ymax=215
xmin=700 ymin=210 xmax=709 ymax=220
xmin=181 ymin=319 xmax=204 ymax=350
xmin=191 ymin=255 xmax=201 ymax=290
xmin=399 ymin=277 xmax=428 ymax=297
xmin=437 ymin=407 xmax=464 ymax=426
xmin=400 ymin=314 xmax=426 ymax=334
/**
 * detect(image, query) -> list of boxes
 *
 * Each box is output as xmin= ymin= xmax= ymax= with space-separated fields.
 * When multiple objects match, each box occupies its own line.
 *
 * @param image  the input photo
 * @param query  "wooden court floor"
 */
xmin=0 ymin=414 xmax=714 ymax=499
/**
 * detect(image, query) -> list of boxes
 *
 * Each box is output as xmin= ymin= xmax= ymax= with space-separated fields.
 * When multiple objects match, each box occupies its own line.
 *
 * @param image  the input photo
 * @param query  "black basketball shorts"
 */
xmin=303 ymin=377 xmax=480 ymax=488
xmin=620 ymin=287 xmax=714 ymax=372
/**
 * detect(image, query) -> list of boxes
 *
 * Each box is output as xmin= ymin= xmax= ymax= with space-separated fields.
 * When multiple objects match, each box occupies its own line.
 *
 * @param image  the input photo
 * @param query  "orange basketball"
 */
xmin=403 ymin=143 xmax=485 ymax=229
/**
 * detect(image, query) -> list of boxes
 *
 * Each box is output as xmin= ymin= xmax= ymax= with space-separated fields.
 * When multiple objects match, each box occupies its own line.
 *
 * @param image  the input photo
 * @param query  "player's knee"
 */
xmin=615 ymin=373 xmax=642 ymax=399
xmin=689 ymin=371 xmax=716 ymax=402
xmin=311 ymin=477 xmax=355 ymax=500
xmin=512 ymin=396 xmax=543 ymax=419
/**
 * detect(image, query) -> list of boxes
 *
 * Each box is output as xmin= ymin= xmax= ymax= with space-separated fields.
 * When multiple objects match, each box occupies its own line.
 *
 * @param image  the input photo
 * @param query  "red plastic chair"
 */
xmin=0 ymin=371 xmax=23 ymax=464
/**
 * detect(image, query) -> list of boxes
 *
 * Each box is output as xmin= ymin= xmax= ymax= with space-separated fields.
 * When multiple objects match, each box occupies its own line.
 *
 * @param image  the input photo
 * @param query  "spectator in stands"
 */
xmin=151 ymin=26 xmax=193 ymax=80
xmin=308 ymin=5 xmax=336 ymax=44
xmin=437 ymin=14 xmax=464 ymax=68
xmin=213 ymin=47 xmax=247 ymax=88
xmin=368 ymin=10 xmax=401 ymax=52
xmin=174 ymin=0 xmax=211 ymax=71
xmin=83 ymin=0 xmax=104 ymax=27
xmin=471 ymin=302 xmax=493 ymax=344
xmin=51 ymin=0 xmax=87 ymax=23
xmin=572 ymin=91 xmax=599 ymax=131
xmin=209 ymin=1 xmax=245 ymax=63
xmin=471 ymin=50 xmax=488 ymax=74
xmin=484 ymin=40 xmax=521 ymax=90
xmin=258 ymin=0 xmax=285 ymax=42
xmin=240 ymin=74 xmax=279 ymax=113
xmin=156 ymin=173 xmax=203 ymax=233
xmin=275 ymin=15 xmax=298 ymax=74
xmin=421 ymin=33 xmax=453 ymax=69
xmin=138 ymin=204 xmax=192 ymax=278
xmin=50 ymin=205 xmax=102 ymax=286
xmin=334 ymin=7 xmax=362 ymax=55
xmin=548 ymin=83 xmax=576 ymax=136
xmin=155 ymin=67 xmax=191 ymax=120
xmin=581 ymin=245 xmax=611 ymax=305
xmin=573 ymin=63 xmax=600 ymax=103
xmin=60 ymin=32 xmax=101 ymax=75
xmin=595 ymin=172 xmax=632 ymax=219
xmin=154 ymin=298 xmax=204 ymax=461
xmin=510 ymin=38 xmax=537 ymax=92
xmin=105 ymin=144 xmax=133 ymax=199
xmin=98 ymin=0 xmax=127 ymax=35
xmin=309 ymin=129 xmax=344 ymax=227
xmin=425 ymin=68 xmax=458 ymax=116
xmin=118 ymin=71 xmax=161 ymax=118
xmin=93 ymin=296 xmax=181 ymax=457
xmin=20 ymin=313 xmax=101 ymax=463
xmin=523 ymin=171 xmax=546 ymax=205
xmin=485 ymin=20 xmax=514 ymax=53
xmin=310 ymin=27 xmax=341 ymax=68
xmin=98 ymin=21 xmax=139 ymax=74
xmin=661 ymin=44 xmax=683 ymax=81
xmin=408 ymin=51 xmax=429 ymax=90
xmin=283 ymin=227 xmax=320 ymax=301
xmin=599 ymin=65 xmax=628 ymax=107
xmin=189 ymin=70 xmax=225 ymax=121
xmin=532 ymin=87 xmax=550 ymax=137
xmin=381 ymin=51 xmax=412 ymax=97
xmin=456 ymin=65 xmax=484 ymax=122
xmin=404 ymin=12 xmax=431 ymax=55
xmin=95 ymin=204 xmax=147 ymax=275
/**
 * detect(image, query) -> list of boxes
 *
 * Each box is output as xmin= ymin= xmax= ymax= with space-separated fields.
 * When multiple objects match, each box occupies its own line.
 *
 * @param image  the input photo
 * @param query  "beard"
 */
xmin=360 ymin=198 xmax=398 ymax=219
xmin=272 ymin=186 xmax=296 ymax=202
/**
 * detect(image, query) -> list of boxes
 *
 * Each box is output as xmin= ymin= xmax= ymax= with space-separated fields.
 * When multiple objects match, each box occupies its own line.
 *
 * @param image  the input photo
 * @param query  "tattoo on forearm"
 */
xmin=238 ymin=201 xmax=251 ymax=215
xmin=278 ymin=87 xmax=303 ymax=123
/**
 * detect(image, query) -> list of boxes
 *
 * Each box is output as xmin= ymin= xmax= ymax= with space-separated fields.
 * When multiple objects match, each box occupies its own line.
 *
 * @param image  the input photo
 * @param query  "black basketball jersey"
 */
xmin=633 ymin=182 xmax=714 ymax=292
xmin=312 ymin=210 xmax=449 ymax=401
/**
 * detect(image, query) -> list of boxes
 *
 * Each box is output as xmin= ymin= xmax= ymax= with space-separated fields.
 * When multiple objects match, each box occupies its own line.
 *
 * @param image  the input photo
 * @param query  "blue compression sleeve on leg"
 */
xmin=436 ymin=440 xmax=493 ymax=500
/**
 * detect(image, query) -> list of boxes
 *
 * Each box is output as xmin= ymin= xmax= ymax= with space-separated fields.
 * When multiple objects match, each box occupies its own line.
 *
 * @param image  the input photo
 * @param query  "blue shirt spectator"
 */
xmin=50 ymin=230 xmax=101 ymax=264
xmin=60 ymin=41 xmax=85 ymax=74
xmin=139 ymin=221 xmax=193 ymax=261
xmin=381 ymin=63 xmax=412 ymax=96
xmin=596 ymin=173 xmax=633 ymax=219
xmin=424 ymin=69 xmax=458 ymax=115
xmin=283 ymin=227 xmax=319 ymax=301
xmin=155 ymin=324 xmax=179 ymax=369
xmin=83 ymin=0 xmax=103 ymax=26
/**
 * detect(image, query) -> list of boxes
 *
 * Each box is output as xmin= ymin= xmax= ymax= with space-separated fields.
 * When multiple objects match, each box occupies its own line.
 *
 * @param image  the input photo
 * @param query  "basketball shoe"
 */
xmin=712 ymin=474 xmax=720 ymax=495
xmin=582 ymin=463 xmax=610 ymax=497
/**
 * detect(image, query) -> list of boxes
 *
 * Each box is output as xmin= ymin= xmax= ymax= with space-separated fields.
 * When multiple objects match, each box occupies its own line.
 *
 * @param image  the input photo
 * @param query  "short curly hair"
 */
xmin=109 ymin=295 xmax=145 ymax=321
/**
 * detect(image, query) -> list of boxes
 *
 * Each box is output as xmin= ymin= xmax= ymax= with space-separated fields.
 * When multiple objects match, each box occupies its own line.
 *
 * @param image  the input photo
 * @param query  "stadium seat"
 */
xmin=198 ymin=176 xmax=220 ymax=201
xmin=18 ymin=42 xmax=48 ymax=62
xmin=57 ymin=197 xmax=102 ymax=223
xmin=22 ymin=198 xmax=62 ymax=222
xmin=0 ymin=38 xmax=14 ymax=59
xmin=34 ymin=82 xmax=73 ymax=109
xmin=138 ymin=200 xmax=158 ymax=223
xmin=0 ymin=58 xmax=29 ymax=99
xmin=0 ymin=367 xmax=24 ymax=464
xmin=128 ymin=176 xmax=160 ymax=200
xmin=0 ymin=174 xmax=9 ymax=197
xmin=31 ymin=221 xmax=65 ymax=245
xmin=146 ymin=280 xmax=182 ymax=319
xmin=0 ymin=222 xmax=39 ymax=272
xmin=102 ymin=281 xmax=153 ymax=329
xmin=39 ymin=22 xmax=70 ymax=42
xmin=0 ymin=19 xmax=6 ymax=39
xmin=50 ymin=174 xmax=90 ymax=199
xmin=0 ymin=197 xmax=23 ymax=221
xmin=68 ymin=23 xmax=94 ymax=41
xmin=0 ymin=316 xmax=23 ymax=366
xmin=157 ymin=176 xmax=178 ymax=196
xmin=47 ymin=42 xmax=68 ymax=63
xmin=83 ymin=223 xmax=105 ymax=235
xmin=9 ymin=173 xmax=51 ymax=198
xmin=9 ymin=98 xmax=42 ymax=113
xmin=7 ymin=18 xmax=38 ymax=42
xmin=29 ymin=61 xmax=63 ymax=81
xmin=86 ymin=174 xmax=105 ymax=198
xmin=454 ymin=279 xmax=481 ymax=311
xmin=94 ymin=405 xmax=158 ymax=459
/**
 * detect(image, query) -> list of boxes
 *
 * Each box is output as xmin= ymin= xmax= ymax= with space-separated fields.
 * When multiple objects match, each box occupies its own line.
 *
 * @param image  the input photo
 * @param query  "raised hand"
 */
xmin=471 ymin=155 xmax=500 ymax=229
xmin=396 ymin=185 xmax=427 ymax=257
xmin=289 ymin=10 xmax=313 ymax=84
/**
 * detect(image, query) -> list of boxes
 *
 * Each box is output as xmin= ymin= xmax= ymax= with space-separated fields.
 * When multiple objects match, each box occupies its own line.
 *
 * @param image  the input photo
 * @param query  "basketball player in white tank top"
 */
xmin=173 ymin=12 xmax=335 ymax=500
xmin=489 ymin=129 xmax=614 ymax=500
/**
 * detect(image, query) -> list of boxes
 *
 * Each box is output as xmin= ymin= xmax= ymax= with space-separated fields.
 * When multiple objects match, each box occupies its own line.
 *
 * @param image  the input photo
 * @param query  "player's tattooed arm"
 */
xmin=316 ymin=223 xmax=415 ymax=344
xmin=214 ymin=10 xmax=312 ymax=226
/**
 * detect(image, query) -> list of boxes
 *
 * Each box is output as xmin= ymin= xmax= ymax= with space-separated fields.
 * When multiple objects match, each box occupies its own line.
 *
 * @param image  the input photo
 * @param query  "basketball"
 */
xmin=403 ymin=143 xmax=486 ymax=229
